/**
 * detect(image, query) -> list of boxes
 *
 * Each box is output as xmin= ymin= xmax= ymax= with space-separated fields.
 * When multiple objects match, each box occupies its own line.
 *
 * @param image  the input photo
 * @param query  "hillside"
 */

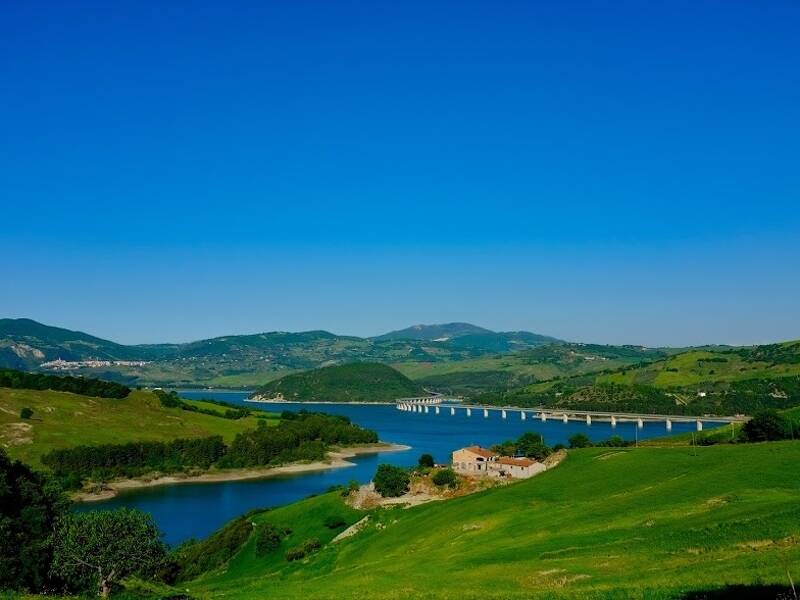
xmin=478 ymin=341 xmax=800 ymax=416
xmin=372 ymin=322 xmax=493 ymax=341
xmin=178 ymin=442 xmax=800 ymax=599
xmin=0 ymin=387 xmax=274 ymax=467
xmin=397 ymin=343 xmax=670 ymax=396
xmin=251 ymin=363 xmax=425 ymax=402
xmin=0 ymin=318 xmax=562 ymax=388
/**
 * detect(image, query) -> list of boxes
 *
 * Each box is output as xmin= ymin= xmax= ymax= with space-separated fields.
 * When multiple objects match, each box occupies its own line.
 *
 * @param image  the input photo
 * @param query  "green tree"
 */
xmin=740 ymin=410 xmax=791 ymax=442
xmin=418 ymin=453 xmax=435 ymax=468
xmin=432 ymin=468 xmax=458 ymax=488
xmin=20 ymin=407 xmax=34 ymax=419
xmin=0 ymin=449 xmax=68 ymax=592
xmin=568 ymin=433 xmax=592 ymax=449
xmin=51 ymin=508 xmax=167 ymax=598
xmin=516 ymin=432 xmax=552 ymax=460
xmin=373 ymin=464 xmax=410 ymax=497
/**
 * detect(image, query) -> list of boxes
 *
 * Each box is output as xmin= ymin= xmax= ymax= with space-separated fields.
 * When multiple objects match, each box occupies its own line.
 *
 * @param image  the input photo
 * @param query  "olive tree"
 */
xmin=51 ymin=508 xmax=167 ymax=597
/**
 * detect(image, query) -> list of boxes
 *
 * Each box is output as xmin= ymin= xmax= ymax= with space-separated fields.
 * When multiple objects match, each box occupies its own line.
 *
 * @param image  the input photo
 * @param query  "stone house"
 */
xmin=452 ymin=446 xmax=545 ymax=479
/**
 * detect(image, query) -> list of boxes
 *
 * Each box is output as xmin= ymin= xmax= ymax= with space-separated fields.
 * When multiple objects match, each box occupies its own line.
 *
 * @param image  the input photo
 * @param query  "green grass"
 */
xmin=183 ymin=442 xmax=800 ymax=599
xmin=0 ymin=388 xmax=277 ymax=467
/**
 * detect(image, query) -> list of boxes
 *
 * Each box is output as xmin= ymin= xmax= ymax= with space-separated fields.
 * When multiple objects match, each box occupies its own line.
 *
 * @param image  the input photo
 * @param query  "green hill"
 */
xmin=476 ymin=341 xmax=800 ymax=415
xmin=251 ymin=363 xmax=425 ymax=402
xmin=175 ymin=442 xmax=800 ymax=599
xmin=0 ymin=387 xmax=274 ymax=468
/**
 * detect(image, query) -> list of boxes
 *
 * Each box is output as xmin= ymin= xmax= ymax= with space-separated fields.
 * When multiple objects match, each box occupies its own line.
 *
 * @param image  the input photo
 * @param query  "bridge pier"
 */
xmin=696 ymin=420 xmax=703 ymax=432
xmin=450 ymin=407 xmax=455 ymax=416
xmin=424 ymin=405 xmax=429 ymax=414
xmin=611 ymin=415 xmax=617 ymax=427
xmin=637 ymin=417 xmax=644 ymax=429
xmin=501 ymin=409 xmax=507 ymax=419
xmin=586 ymin=414 xmax=592 ymax=425
xmin=466 ymin=408 xmax=472 ymax=417
xmin=435 ymin=406 xmax=440 ymax=415
xmin=483 ymin=408 xmax=489 ymax=418
xmin=540 ymin=412 xmax=547 ymax=422
xmin=562 ymin=414 xmax=568 ymax=424
xmin=666 ymin=418 xmax=672 ymax=431
xmin=520 ymin=411 xmax=526 ymax=420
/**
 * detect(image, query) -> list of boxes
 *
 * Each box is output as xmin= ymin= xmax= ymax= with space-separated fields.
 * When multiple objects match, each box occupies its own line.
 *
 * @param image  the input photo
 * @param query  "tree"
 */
xmin=20 ymin=407 xmax=34 ymax=419
xmin=418 ymin=453 xmax=435 ymax=468
xmin=0 ymin=449 xmax=68 ymax=592
xmin=516 ymin=432 xmax=552 ymax=461
xmin=740 ymin=410 xmax=790 ymax=442
xmin=51 ymin=508 xmax=167 ymax=598
xmin=373 ymin=464 xmax=410 ymax=498
xmin=432 ymin=468 xmax=458 ymax=488
xmin=568 ymin=433 xmax=592 ymax=449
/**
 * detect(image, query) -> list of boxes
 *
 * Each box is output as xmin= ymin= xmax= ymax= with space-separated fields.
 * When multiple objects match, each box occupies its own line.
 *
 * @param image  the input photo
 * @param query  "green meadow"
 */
xmin=0 ymin=388 xmax=276 ymax=467
xmin=180 ymin=442 xmax=800 ymax=599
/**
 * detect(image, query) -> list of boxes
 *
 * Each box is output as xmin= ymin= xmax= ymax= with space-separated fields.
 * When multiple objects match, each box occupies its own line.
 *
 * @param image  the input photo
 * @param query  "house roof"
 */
xmin=460 ymin=446 xmax=496 ymax=459
xmin=496 ymin=456 xmax=536 ymax=467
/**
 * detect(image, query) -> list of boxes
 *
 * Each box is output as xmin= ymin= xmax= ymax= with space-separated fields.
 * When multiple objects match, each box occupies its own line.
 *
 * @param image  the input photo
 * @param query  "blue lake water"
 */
xmin=76 ymin=390 xmax=721 ymax=545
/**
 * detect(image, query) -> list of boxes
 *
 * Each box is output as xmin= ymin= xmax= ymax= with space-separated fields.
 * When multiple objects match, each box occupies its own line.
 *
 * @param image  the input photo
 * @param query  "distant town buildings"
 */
xmin=452 ymin=446 xmax=546 ymax=479
xmin=39 ymin=359 xmax=150 ymax=371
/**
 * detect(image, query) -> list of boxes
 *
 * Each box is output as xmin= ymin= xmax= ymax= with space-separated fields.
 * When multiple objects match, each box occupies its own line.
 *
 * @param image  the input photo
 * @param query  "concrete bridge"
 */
xmin=395 ymin=400 xmax=748 ymax=431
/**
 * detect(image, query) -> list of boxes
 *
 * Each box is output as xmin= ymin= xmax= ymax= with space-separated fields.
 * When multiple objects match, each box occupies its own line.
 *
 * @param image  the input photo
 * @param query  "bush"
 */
xmin=20 ymin=407 xmax=34 ymax=419
xmin=740 ymin=410 xmax=792 ymax=442
xmin=568 ymin=433 xmax=592 ymax=449
xmin=324 ymin=515 xmax=346 ymax=529
xmin=432 ymin=468 xmax=458 ymax=488
xmin=418 ymin=453 xmax=435 ymax=468
xmin=285 ymin=538 xmax=321 ymax=562
xmin=255 ymin=523 xmax=285 ymax=556
xmin=373 ymin=464 xmax=410 ymax=497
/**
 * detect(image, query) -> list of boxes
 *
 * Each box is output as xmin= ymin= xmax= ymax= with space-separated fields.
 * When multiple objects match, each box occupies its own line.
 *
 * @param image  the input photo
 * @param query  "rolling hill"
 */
xmin=477 ymin=341 xmax=800 ymax=416
xmin=0 ymin=318 xmax=564 ymax=388
xmin=251 ymin=362 xmax=425 ymax=402
xmin=0 ymin=387 xmax=275 ymax=468
xmin=173 ymin=442 xmax=800 ymax=599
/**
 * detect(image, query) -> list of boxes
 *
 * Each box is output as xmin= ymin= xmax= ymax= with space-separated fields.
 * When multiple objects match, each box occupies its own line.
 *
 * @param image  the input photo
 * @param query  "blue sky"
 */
xmin=2 ymin=1 xmax=799 ymax=346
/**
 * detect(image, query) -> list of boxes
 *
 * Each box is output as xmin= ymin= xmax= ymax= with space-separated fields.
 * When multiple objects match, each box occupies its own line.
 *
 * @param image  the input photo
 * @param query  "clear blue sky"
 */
xmin=2 ymin=1 xmax=799 ymax=346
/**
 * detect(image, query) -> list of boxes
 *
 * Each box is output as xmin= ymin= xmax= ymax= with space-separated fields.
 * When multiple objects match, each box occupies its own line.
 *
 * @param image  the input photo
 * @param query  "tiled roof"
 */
xmin=461 ymin=446 xmax=496 ymax=459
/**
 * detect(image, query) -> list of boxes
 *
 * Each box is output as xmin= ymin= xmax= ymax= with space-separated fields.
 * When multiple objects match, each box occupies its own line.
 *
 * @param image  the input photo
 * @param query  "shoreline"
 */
xmin=246 ymin=398 xmax=398 ymax=405
xmin=72 ymin=443 xmax=411 ymax=503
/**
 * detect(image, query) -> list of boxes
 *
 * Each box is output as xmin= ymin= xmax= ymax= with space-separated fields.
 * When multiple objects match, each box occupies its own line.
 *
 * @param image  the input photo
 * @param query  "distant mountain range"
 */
xmin=0 ymin=318 xmax=562 ymax=387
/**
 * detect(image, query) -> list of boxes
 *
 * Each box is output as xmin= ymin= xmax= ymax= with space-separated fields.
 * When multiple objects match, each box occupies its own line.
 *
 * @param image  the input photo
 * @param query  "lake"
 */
xmin=76 ymin=390 xmax=720 ymax=545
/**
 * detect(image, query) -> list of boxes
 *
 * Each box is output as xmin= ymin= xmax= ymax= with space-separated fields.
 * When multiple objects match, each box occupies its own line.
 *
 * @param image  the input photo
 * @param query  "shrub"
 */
xmin=285 ymin=538 xmax=321 ymax=562
xmin=373 ymin=464 xmax=410 ymax=498
xmin=418 ymin=453 xmax=435 ymax=468
xmin=568 ymin=433 xmax=592 ymax=449
xmin=432 ymin=468 xmax=458 ymax=488
xmin=20 ymin=407 xmax=34 ymax=419
xmin=255 ymin=523 xmax=284 ymax=556
xmin=324 ymin=515 xmax=346 ymax=529
xmin=740 ymin=410 xmax=792 ymax=442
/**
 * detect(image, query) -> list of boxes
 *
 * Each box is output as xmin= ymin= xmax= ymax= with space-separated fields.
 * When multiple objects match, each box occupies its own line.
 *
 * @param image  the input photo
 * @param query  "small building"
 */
xmin=493 ymin=456 xmax=546 ymax=479
xmin=452 ymin=446 xmax=545 ymax=479
xmin=452 ymin=446 xmax=497 ymax=475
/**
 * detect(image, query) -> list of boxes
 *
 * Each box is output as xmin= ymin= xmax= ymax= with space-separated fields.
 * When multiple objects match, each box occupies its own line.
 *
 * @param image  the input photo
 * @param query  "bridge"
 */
xmin=395 ymin=400 xmax=748 ymax=431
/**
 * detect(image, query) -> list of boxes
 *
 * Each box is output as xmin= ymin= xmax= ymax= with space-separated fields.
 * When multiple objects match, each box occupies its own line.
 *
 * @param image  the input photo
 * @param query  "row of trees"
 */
xmin=40 ymin=412 xmax=378 ymax=483
xmin=0 ymin=368 xmax=130 ymax=399
xmin=42 ymin=436 xmax=227 ymax=481
xmin=154 ymin=389 xmax=250 ymax=419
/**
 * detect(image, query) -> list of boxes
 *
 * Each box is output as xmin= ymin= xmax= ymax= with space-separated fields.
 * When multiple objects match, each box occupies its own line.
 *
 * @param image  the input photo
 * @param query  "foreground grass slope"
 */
xmin=0 ymin=388 xmax=273 ymax=467
xmin=189 ymin=443 xmax=800 ymax=599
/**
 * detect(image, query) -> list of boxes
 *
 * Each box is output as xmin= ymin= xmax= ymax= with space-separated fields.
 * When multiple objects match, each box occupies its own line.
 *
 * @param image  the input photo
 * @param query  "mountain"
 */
xmin=0 ymin=318 xmax=566 ymax=388
xmin=372 ymin=322 xmax=493 ymax=341
xmin=0 ymin=318 xmax=154 ymax=369
xmin=251 ymin=363 xmax=425 ymax=402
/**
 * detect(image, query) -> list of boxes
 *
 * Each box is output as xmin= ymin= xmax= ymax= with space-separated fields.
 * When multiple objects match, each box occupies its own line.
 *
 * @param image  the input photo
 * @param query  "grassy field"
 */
xmin=183 ymin=442 xmax=800 ymax=599
xmin=0 ymin=388 xmax=276 ymax=467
